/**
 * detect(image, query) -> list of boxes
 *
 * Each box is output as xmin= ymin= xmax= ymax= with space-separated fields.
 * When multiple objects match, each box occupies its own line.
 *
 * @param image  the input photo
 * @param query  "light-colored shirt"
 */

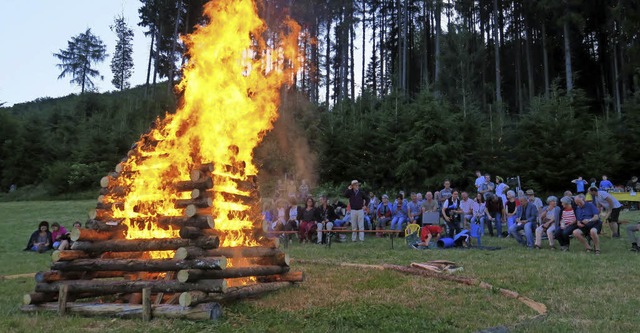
xmin=475 ymin=176 xmax=485 ymax=189
xmin=421 ymin=200 xmax=438 ymax=212
xmin=460 ymin=198 xmax=474 ymax=215
xmin=593 ymin=191 xmax=623 ymax=210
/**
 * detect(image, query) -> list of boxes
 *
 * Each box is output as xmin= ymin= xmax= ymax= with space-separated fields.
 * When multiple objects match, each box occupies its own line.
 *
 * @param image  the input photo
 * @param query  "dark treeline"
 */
xmin=2 ymin=0 xmax=640 ymax=197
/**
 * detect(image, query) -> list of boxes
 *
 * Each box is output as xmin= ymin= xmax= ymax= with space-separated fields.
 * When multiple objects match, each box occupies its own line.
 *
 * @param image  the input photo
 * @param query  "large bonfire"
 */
xmin=103 ymin=0 xmax=300 ymax=255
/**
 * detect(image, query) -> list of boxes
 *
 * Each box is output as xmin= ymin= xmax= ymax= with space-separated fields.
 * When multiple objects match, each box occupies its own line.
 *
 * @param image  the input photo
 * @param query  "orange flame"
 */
xmin=102 ymin=0 xmax=300 ymax=258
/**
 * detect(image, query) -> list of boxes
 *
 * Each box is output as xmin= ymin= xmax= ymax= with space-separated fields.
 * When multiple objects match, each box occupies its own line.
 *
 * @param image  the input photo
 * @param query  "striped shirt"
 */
xmin=561 ymin=208 xmax=576 ymax=229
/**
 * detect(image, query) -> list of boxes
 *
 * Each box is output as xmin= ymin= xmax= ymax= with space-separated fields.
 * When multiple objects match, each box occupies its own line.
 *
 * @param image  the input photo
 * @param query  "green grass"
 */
xmin=1 ymin=200 xmax=639 ymax=332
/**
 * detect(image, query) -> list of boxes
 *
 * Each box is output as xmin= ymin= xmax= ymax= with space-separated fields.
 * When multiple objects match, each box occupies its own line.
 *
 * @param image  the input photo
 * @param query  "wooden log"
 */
xmin=99 ymin=186 xmax=126 ymax=196
xmin=35 ymin=279 xmax=227 ymax=294
xmin=174 ymin=246 xmax=281 ymax=260
xmin=179 ymin=226 xmax=205 ymax=239
xmin=52 ymin=250 xmax=89 ymax=262
xmin=257 ymin=271 xmax=305 ymax=283
xmin=71 ymin=236 xmax=220 ymax=253
xmin=142 ymin=288 xmax=152 ymax=321
xmin=179 ymin=281 xmax=292 ymax=307
xmin=177 ymin=265 xmax=289 ymax=283
xmin=190 ymin=188 xmax=211 ymax=199
xmin=23 ymin=292 xmax=57 ymax=305
xmin=175 ymin=197 xmax=213 ymax=209
xmin=96 ymin=202 xmax=124 ymax=211
xmin=249 ymin=253 xmax=290 ymax=267
xmin=58 ymin=284 xmax=68 ymax=315
xmin=157 ymin=215 xmax=214 ymax=230
xmin=99 ymin=251 xmax=147 ymax=260
xmin=175 ymin=178 xmax=214 ymax=192
xmin=100 ymin=176 xmax=112 ymax=188
xmin=51 ymin=257 xmax=227 ymax=272
xmin=21 ymin=302 xmax=223 ymax=320
xmin=218 ymin=192 xmax=258 ymax=206
xmin=70 ymin=228 xmax=115 ymax=242
xmin=85 ymin=219 xmax=128 ymax=232
xmin=35 ymin=271 xmax=127 ymax=283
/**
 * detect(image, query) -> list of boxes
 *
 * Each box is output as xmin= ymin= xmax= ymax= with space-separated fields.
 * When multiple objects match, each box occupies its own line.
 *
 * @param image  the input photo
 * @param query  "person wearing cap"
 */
xmin=534 ymin=196 xmax=561 ymax=249
xmin=588 ymin=186 xmax=623 ymax=237
xmin=344 ymin=180 xmax=370 ymax=242
xmin=316 ymin=195 xmax=338 ymax=244
xmin=509 ymin=195 xmax=538 ymax=247
xmin=376 ymin=195 xmax=393 ymax=237
xmin=572 ymin=194 xmax=602 ymax=254
xmin=525 ymin=189 xmax=543 ymax=223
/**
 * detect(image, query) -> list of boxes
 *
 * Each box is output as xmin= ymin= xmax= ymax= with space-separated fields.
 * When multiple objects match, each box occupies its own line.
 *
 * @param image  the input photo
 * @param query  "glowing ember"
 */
xmin=102 ymin=0 xmax=300 ymax=258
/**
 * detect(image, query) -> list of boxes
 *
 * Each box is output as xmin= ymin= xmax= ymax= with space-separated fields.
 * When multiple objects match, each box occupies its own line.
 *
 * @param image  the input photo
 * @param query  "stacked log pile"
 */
xmin=21 ymin=154 xmax=303 ymax=321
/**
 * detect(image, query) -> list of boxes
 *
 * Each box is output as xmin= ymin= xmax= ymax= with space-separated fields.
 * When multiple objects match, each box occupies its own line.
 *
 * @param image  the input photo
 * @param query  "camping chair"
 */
xmin=405 ymin=223 xmax=421 ymax=246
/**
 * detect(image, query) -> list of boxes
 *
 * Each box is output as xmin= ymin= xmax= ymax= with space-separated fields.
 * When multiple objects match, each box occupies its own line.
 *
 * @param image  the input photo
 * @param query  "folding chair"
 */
xmin=404 ymin=223 xmax=421 ymax=247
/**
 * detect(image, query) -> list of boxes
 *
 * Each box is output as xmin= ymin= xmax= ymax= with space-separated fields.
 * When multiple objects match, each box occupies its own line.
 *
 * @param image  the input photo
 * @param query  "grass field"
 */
xmin=1 ymin=200 xmax=639 ymax=333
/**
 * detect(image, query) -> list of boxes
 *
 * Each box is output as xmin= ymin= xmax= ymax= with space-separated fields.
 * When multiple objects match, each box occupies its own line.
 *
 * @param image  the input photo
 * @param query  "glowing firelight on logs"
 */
xmin=100 ymin=0 xmax=301 ymax=259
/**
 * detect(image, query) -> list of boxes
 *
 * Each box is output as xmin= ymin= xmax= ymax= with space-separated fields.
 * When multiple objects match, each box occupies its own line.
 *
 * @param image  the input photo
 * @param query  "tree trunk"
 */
xmin=493 ymin=0 xmax=502 ymax=106
xmin=434 ymin=0 xmax=442 ymax=87
xmin=361 ymin=0 xmax=366 ymax=95
xmin=146 ymin=30 xmax=155 ymax=87
xmin=524 ymin=13 xmax=534 ymax=100
xmin=325 ymin=20 xmax=332 ymax=104
xmin=563 ymin=20 xmax=573 ymax=93
xmin=542 ymin=23 xmax=550 ymax=99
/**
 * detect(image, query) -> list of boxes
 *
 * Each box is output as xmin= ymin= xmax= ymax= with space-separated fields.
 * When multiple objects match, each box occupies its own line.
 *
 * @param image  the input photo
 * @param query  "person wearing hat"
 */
xmin=344 ymin=180 xmax=370 ymax=242
xmin=525 ymin=189 xmax=543 ymax=223
xmin=375 ymin=195 xmax=393 ymax=237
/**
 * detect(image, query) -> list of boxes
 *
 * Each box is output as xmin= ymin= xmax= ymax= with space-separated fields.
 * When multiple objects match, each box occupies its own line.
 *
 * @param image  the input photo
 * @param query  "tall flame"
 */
xmin=102 ymin=0 xmax=300 ymax=257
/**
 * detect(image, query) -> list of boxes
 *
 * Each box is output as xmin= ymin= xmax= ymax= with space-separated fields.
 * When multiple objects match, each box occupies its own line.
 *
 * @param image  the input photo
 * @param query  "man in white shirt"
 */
xmin=589 ymin=186 xmax=623 ymax=237
xmin=459 ymin=191 xmax=475 ymax=228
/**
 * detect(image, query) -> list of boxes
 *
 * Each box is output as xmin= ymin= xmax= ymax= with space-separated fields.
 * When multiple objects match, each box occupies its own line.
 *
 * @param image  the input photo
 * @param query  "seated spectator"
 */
xmin=407 ymin=193 xmax=422 ymax=225
xmin=588 ymin=186 xmax=623 ymax=238
xmin=50 ymin=222 xmax=70 ymax=250
xmin=626 ymin=176 xmax=640 ymax=193
xmin=421 ymin=192 xmax=439 ymax=213
xmin=390 ymin=194 xmax=408 ymax=232
xmin=525 ymin=189 xmax=544 ymax=223
xmin=273 ymin=199 xmax=289 ymax=232
xmin=554 ymin=196 xmax=578 ymax=251
xmin=459 ymin=191 xmax=474 ymax=228
xmin=505 ymin=190 xmax=518 ymax=231
xmin=535 ymin=196 xmax=560 ymax=249
xmin=262 ymin=199 xmax=275 ymax=230
xmin=485 ymin=193 xmax=506 ymax=237
xmin=298 ymin=179 xmax=310 ymax=201
xmin=298 ymin=197 xmax=320 ymax=243
xmin=572 ymin=194 xmax=602 ymax=254
xmin=599 ymin=175 xmax=614 ymax=191
xmin=333 ymin=203 xmax=351 ymax=242
xmin=434 ymin=191 xmax=442 ymax=211
xmin=416 ymin=193 xmax=424 ymax=205
xmin=24 ymin=221 xmax=52 ymax=253
xmin=376 ymin=194 xmax=393 ymax=237
xmin=283 ymin=198 xmax=301 ymax=242
xmin=287 ymin=180 xmax=297 ymax=200
xmin=442 ymin=191 xmax=462 ymax=238
xmin=627 ymin=222 xmax=640 ymax=252
xmin=508 ymin=195 xmax=537 ymax=248
xmin=316 ymin=195 xmax=337 ymax=244
xmin=368 ymin=192 xmax=379 ymax=226
xmin=471 ymin=193 xmax=487 ymax=233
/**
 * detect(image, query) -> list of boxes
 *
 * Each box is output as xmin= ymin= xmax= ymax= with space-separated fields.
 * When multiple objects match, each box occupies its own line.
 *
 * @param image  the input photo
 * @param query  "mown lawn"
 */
xmin=1 ymin=200 xmax=639 ymax=332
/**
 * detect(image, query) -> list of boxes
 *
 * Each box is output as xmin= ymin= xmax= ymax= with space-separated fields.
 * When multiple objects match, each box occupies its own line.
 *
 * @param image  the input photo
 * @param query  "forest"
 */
xmin=1 ymin=0 xmax=640 ymax=198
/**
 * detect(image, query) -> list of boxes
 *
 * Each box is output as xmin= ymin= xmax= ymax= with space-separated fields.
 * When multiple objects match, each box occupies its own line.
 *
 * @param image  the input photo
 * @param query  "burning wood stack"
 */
xmin=21 ymin=153 xmax=303 ymax=321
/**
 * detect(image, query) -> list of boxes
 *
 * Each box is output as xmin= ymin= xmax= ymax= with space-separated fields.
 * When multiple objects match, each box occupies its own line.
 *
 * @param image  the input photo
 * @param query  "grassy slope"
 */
xmin=1 ymin=200 xmax=639 ymax=332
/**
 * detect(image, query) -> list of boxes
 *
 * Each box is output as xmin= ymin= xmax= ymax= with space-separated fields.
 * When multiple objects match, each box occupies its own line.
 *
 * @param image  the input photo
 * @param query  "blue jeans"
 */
xmin=509 ymin=222 xmax=534 ymax=247
xmin=390 ymin=216 xmax=406 ymax=231
xmin=489 ymin=213 xmax=502 ymax=236
xmin=507 ymin=216 xmax=517 ymax=231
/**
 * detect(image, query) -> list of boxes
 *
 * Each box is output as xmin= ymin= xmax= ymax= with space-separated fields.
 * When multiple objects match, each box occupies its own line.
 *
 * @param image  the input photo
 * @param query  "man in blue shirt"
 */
xmin=508 ymin=196 xmax=538 ymax=247
xmin=572 ymin=194 xmax=602 ymax=254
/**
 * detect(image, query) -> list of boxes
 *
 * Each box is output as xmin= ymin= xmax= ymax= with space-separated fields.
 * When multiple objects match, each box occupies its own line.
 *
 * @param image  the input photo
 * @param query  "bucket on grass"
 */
xmin=437 ymin=237 xmax=455 ymax=248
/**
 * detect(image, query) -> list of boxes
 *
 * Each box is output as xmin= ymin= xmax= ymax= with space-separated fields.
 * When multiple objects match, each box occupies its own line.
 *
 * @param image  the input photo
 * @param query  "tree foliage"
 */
xmin=110 ymin=15 xmax=135 ymax=90
xmin=53 ymin=29 xmax=107 ymax=93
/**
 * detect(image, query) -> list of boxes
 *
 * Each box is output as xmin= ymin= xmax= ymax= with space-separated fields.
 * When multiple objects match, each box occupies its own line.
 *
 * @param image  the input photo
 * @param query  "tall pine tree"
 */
xmin=54 ymin=29 xmax=107 ymax=93
xmin=110 ymin=15 xmax=135 ymax=90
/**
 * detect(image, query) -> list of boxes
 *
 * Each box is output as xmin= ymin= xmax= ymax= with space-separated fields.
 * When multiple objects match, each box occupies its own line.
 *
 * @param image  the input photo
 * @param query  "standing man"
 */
xmin=571 ymin=176 xmax=589 ymax=194
xmin=588 ymin=186 xmax=623 ymax=238
xmin=479 ymin=174 xmax=495 ymax=200
xmin=344 ymin=180 xmax=370 ymax=242
xmin=474 ymin=170 xmax=485 ymax=191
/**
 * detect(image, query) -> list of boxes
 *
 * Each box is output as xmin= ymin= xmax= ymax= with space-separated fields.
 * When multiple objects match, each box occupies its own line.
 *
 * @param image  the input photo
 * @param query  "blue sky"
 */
xmin=0 ymin=0 xmax=150 ymax=106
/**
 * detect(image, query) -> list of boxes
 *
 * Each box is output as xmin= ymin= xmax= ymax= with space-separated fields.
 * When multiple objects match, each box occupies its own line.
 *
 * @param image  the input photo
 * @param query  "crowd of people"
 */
xmin=262 ymin=171 xmax=640 ymax=253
